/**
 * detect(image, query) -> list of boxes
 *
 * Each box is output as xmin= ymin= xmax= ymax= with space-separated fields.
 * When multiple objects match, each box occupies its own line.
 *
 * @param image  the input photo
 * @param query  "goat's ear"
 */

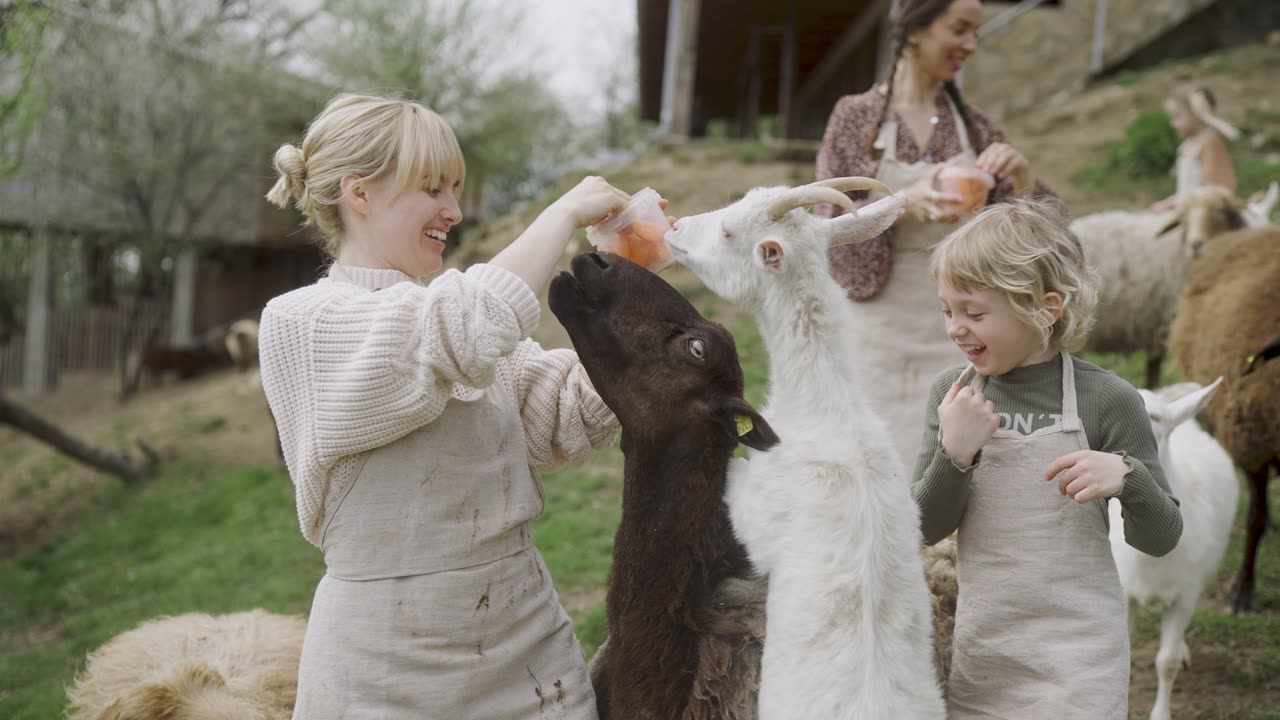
xmin=1154 ymin=214 xmax=1182 ymax=238
xmin=713 ymin=397 xmax=780 ymax=451
xmin=755 ymin=239 xmax=785 ymax=272
xmin=828 ymin=193 xmax=906 ymax=246
xmin=1168 ymin=376 xmax=1223 ymax=425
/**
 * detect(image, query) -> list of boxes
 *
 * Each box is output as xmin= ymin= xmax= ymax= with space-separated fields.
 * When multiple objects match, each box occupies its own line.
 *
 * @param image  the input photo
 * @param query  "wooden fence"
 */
xmin=0 ymin=301 xmax=170 ymax=390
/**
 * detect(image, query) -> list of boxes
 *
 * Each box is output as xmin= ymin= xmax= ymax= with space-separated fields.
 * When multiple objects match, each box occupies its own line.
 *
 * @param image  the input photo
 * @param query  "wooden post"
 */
xmin=23 ymin=230 xmax=50 ymax=398
xmin=1090 ymin=0 xmax=1109 ymax=75
xmin=662 ymin=0 xmax=703 ymax=138
xmin=169 ymin=246 xmax=198 ymax=345
xmin=740 ymin=28 xmax=762 ymax=139
xmin=778 ymin=0 xmax=798 ymax=138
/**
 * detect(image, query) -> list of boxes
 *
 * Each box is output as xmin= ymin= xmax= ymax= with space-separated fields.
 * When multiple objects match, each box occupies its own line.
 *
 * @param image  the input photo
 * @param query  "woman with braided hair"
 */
xmin=816 ymin=0 xmax=1060 ymax=471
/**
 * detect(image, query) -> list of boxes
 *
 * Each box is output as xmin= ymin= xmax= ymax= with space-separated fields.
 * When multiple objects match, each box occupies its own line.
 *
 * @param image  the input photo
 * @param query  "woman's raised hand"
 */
xmin=904 ymin=166 xmax=964 ymax=224
xmin=976 ymin=142 xmax=1034 ymax=195
xmin=552 ymin=176 xmax=632 ymax=229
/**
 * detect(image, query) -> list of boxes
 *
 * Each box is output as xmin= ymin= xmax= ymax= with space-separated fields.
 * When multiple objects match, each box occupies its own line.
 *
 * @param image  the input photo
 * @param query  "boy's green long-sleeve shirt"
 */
xmin=911 ymin=354 xmax=1184 ymax=557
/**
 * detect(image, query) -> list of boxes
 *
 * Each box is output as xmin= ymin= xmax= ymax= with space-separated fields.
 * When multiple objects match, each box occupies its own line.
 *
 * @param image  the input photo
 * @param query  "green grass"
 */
xmin=0 ymin=460 xmax=321 ymax=719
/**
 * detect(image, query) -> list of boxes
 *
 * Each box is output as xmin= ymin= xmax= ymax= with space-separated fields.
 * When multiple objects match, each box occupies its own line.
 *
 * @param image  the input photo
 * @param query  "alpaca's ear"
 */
xmin=713 ymin=397 xmax=780 ymax=451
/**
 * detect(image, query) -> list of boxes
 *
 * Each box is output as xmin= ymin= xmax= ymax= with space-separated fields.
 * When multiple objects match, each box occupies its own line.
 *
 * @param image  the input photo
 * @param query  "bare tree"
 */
xmin=26 ymin=0 xmax=316 ymax=397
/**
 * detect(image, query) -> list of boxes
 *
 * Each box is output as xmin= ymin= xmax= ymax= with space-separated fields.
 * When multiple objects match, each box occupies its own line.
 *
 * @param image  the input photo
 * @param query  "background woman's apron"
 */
xmin=855 ymin=95 xmax=977 ymax=472
xmin=947 ymin=354 xmax=1129 ymax=719
xmin=293 ymin=380 xmax=596 ymax=720
xmin=1175 ymin=128 xmax=1213 ymax=202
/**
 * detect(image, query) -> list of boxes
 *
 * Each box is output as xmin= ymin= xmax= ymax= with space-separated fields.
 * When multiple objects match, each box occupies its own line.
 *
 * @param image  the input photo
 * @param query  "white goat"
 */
xmin=1109 ymin=378 xmax=1236 ymax=720
xmin=667 ymin=180 xmax=944 ymax=720
xmin=1243 ymin=180 xmax=1278 ymax=227
xmin=1071 ymin=186 xmax=1250 ymax=389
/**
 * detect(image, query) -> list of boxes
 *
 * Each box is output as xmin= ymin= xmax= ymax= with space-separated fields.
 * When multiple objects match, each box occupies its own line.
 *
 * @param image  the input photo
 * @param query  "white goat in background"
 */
xmin=1244 ymin=180 xmax=1278 ymax=227
xmin=1110 ymin=378 xmax=1235 ymax=720
xmin=667 ymin=180 xmax=944 ymax=720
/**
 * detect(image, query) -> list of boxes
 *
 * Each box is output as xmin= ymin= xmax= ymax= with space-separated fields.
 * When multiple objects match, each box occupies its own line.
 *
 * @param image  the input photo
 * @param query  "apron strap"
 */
xmin=1059 ymin=352 xmax=1083 ymax=432
xmin=944 ymin=91 xmax=974 ymax=154
xmin=874 ymin=117 xmax=899 ymax=162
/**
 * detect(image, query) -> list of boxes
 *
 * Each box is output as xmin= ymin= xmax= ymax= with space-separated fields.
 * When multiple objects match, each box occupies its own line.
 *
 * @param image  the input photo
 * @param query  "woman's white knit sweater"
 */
xmin=258 ymin=263 xmax=618 ymax=545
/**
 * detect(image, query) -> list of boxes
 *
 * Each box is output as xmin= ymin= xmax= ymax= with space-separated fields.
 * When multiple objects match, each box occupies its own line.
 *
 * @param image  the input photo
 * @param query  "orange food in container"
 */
xmin=936 ymin=165 xmax=995 ymax=214
xmin=586 ymin=187 xmax=674 ymax=273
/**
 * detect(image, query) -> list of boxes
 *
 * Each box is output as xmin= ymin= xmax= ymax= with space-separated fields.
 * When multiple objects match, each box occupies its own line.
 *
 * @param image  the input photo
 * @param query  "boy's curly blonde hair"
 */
xmin=929 ymin=198 xmax=1100 ymax=353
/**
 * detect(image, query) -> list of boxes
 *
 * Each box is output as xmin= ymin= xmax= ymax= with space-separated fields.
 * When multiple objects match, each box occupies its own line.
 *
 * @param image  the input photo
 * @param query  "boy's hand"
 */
xmin=938 ymin=382 xmax=999 ymax=468
xmin=1044 ymin=450 xmax=1128 ymax=503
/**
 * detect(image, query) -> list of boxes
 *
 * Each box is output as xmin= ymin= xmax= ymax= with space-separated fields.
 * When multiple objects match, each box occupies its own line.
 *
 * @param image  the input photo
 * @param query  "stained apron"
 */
xmin=293 ymin=379 xmax=597 ymax=720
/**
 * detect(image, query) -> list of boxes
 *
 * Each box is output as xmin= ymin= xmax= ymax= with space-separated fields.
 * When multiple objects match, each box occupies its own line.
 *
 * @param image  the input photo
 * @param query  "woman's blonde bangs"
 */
xmin=391 ymin=104 xmax=466 ymax=197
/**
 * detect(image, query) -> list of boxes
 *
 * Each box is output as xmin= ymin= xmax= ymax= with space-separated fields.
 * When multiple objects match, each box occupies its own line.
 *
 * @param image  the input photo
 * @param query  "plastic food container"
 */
xmin=586 ymin=187 xmax=674 ymax=272
xmin=936 ymin=165 xmax=995 ymax=214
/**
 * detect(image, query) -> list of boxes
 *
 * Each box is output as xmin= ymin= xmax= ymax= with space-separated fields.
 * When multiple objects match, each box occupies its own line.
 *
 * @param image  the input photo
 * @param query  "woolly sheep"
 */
xmin=1110 ymin=379 xmax=1234 ymax=720
xmin=667 ymin=180 xmax=945 ymax=719
xmin=66 ymin=609 xmax=306 ymax=720
xmin=1071 ymin=186 xmax=1249 ymax=388
xmin=1169 ymin=224 xmax=1280 ymax=613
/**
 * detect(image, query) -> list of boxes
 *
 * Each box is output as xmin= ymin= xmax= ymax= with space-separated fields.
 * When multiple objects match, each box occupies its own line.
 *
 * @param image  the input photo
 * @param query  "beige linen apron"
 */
xmin=856 ymin=95 xmax=978 ymax=472
xmin=293 ymin=379 xmax=597 ymax=720
xmin=946 ymin=354 xmax=1128 ymax=719
xmin=1175 ymin=128 xmax=1213 ymax=202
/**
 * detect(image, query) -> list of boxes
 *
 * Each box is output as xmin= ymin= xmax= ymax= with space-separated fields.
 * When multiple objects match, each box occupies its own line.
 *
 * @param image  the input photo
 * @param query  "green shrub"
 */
xmin=1111 ymin=111 xmax=1180 ymax=179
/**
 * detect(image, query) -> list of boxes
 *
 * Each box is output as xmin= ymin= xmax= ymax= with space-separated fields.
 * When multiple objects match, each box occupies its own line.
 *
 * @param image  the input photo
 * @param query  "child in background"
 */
xmin=911 ymin=199 xmax=1183 ymax=719
xmin=1152 ymin=83 xmax=1239 ymax=211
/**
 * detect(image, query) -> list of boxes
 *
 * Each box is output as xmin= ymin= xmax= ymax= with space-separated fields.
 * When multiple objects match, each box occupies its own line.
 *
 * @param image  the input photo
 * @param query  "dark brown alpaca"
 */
xmin=1170 ymin=225 xmax=1280 ymax=613
xmin=550 ymin=253 xmax=777 ymax=720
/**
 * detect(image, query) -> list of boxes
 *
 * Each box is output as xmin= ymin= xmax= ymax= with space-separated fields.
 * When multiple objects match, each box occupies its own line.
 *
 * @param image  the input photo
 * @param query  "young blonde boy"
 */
xmin=912 ymin=199 xmax=1183 ymax=719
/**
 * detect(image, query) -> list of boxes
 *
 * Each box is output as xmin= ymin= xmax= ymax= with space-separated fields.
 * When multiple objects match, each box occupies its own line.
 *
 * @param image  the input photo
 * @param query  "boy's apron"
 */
xmin=946 ymin=353 xmax=1128 ymax=719
xmin=293 ymin=380 xmax=597 ymax=720
xmin=855 ymin=93 xmax=979 ymax=473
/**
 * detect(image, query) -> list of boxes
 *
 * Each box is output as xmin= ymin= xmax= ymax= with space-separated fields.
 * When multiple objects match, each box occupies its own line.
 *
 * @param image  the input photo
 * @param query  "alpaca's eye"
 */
xmin=688 ymin=338 xmax=705 ymax=359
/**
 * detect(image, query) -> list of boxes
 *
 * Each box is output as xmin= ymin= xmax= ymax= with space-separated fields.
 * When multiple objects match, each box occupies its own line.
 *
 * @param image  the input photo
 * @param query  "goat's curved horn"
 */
xmin=808 ymin=177 xmax=895 ymax=197
xmin=767 ymin=186 xmax=857 ymax=221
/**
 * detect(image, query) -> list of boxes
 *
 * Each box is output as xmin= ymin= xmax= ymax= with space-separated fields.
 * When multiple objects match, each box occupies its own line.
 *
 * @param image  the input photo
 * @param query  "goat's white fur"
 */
xmin=668 ymin=183 xmax=945 ymax=719
xmin=1109 ymin=379 xmax=1236 ymax=720
xmin=1243 ymin=181 xmax=1278 ymax=227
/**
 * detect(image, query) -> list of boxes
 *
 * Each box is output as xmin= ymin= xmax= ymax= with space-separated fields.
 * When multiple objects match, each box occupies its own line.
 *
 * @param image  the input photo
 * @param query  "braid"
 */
xmin=943 ymin=80 xmax=982 ymax=152
xmin=872 ymin=33 xmax=907 ymax=158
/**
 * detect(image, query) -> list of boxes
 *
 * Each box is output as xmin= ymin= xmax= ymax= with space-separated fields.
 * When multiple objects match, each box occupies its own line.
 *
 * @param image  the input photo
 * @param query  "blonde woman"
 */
xmin=260 ymin=93 xmax=633 ymax=718
xmin=914 ymin=200 xmax=1183 ymax=719
xmin=1151 ymin=83 xmax=1239 ymax=212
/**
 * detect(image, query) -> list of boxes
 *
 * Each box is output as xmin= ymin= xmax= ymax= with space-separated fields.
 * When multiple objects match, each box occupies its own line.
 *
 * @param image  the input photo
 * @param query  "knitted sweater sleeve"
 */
xmin=912 ymin=366 xmax=973 ymax=545
xmin=259 ymin=264 xmax=540 ymax=538
xmin=509 ymin=340 xmax=619 ymax=472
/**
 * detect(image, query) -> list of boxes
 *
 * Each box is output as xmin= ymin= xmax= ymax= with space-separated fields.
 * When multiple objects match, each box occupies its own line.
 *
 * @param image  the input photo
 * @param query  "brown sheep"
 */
xmin=65 ymin=610 xmax=306 ymax=720
xmin=550 ymin=252 xmax=778 ymax=720
xmin=1169 ymin=225 xmax=1280 ymax=613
